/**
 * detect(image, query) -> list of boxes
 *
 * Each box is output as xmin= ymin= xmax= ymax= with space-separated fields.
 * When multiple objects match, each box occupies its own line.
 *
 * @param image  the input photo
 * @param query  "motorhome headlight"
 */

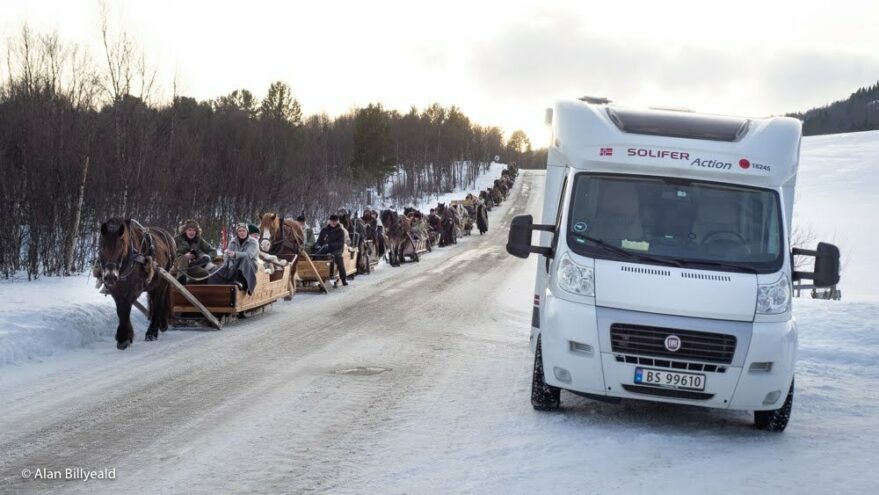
xmin=757 ymin=273 xmax=791 ymax=314
xmin=557 ymin=253 xmax=594 ymax=297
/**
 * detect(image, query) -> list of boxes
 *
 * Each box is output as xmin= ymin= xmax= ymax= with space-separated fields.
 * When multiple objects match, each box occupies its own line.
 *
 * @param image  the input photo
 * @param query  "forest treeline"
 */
xmin=0 ymin=26 xmax=543 ymax=279
xmin=787 ymin=81 xmax=879 ymax=136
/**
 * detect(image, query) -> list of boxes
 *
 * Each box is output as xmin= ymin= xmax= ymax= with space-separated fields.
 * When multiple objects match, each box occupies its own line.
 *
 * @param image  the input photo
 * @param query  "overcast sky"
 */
xmin=2 ymin=0 xmax=878 ymax=145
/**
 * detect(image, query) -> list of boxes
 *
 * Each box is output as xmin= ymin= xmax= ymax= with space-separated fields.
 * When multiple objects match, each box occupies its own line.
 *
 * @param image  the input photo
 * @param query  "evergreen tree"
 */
xmin=259 ymin=81 xmax=302 ymax=125
xmin=351 ymin=103 xmax=395 ymax=188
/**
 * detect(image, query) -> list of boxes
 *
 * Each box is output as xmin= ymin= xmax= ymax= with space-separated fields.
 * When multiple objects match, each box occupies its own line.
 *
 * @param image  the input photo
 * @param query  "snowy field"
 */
xmin=797 ymin=130 xmax=879 ymax=301
xmin=0 ymin=133 xmax=877 ymax=494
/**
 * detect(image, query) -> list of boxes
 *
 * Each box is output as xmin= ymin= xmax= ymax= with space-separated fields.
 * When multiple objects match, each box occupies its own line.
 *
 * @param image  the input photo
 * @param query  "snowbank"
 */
xmin=0 ymin=275 xmax=147 ymax=365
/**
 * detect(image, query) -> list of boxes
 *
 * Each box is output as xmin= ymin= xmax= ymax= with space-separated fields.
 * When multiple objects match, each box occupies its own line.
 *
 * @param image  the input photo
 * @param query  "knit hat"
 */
xmin=296 ymin=211 xmax=306 ymax=222
xmin=329 ymin=214 xmax=339 ymax=221
xmin=248 ymin=224 xmax=260 ymax=235
xmin=235 ymin=222 xmax=248 ymax=233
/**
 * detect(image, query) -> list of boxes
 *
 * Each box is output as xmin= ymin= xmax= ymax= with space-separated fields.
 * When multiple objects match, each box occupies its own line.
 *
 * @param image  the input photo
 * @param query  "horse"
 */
xmin=505 ymin=163 xmax=519 ymax=180
xmin=96 ymin=218 xmax=175 ymax=350
xmin=476 ymin=202 xmax=489 ymax=235
xmin=362 ymin=209 xmax=387 ymax=266
xmin=258 ymin=212 xmax=305 ymax=286
xmin=435 ymin=203 xmax=458 ymax=247
xmin=502 ymin=166 xmax=517 ymax=184
xmin=479 ymin=190 xmax=494 ymax=210
xmin=339 ymin=208 xmax=371 ymax=274
xmin=494 ymin=179 xmax=509 ymax=200
xmin=380 ymin=209 xmax=412 ymax=266
xmin=485 ymin=187 xmax=504 ymax=209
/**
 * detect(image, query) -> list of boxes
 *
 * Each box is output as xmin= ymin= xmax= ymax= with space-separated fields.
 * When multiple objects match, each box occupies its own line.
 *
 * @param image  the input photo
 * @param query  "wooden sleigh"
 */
xmin=399 ymin=235 xmax=430 ymax=263
xmin=450 ymin=199 xmax=474 ymax=236
xmin=166 ymin=259 xmax=292 ymax=329
xmin=295 ymin=246 xmax=358 ymax=292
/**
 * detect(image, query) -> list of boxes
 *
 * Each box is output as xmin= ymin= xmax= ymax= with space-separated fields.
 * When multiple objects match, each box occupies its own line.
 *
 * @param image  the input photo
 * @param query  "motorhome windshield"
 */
xmin=567 ymin=174 xmax=784 ymax=273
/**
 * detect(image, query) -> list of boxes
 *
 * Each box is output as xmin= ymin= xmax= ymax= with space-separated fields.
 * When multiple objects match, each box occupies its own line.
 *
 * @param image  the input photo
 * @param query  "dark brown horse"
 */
xmin=97 ymin=218 xmax=175 ymax=350
xmin=362 ymin=209 xmax=387 ymax=264
xmin=494 ymin=179 xmax=509 ymax=200
xmin=258 ymin=213 xmax=305 ymax=263
xmin=343 ymin=210 xmax=372 ymax=274
xmin=435 ymin=203 xmax=458 ymax=247
xmin=380 ymin=209 xmax=411 ymax=266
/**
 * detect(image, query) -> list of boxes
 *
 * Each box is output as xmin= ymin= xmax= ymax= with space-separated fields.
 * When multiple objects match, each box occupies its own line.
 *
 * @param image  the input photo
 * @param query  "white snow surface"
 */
xmin=797 ymin=130 xmax=879 ymax=301
xmin=0 ymin=275 xmax=148 ymax=366
xmin=0 ymin=135 xmax=877 ymax=494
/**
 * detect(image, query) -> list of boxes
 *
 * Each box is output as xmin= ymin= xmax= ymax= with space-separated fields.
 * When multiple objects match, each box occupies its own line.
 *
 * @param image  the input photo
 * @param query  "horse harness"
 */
xmin=262 ymin=216 xmax=299 ymax=255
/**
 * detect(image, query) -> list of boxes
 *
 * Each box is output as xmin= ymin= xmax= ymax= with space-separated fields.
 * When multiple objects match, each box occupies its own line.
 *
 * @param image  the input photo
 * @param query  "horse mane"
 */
xmin=282 ymin=218 xmax=305 ymax=245
xmin=259 ymin=212 xmax=304 ymax=255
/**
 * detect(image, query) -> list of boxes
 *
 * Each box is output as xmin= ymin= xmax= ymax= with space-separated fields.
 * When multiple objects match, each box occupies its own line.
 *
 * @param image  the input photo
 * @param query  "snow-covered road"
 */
xmin=1 ymin=171 xmax=878 ymax=494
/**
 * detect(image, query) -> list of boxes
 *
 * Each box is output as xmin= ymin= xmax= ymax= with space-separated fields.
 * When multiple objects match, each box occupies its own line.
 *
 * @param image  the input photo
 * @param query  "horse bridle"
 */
xmin=261 ymin=217 xmax=300 ymax=254
xmin=100 ymin=221 xmax=152 ymax=283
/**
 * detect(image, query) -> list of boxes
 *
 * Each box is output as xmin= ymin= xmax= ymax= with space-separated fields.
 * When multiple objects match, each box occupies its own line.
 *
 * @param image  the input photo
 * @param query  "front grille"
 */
xmin=614 ymin=354 xmax=726 ymax=373
xmin=611 ymin=323 xmax=736 ymax=364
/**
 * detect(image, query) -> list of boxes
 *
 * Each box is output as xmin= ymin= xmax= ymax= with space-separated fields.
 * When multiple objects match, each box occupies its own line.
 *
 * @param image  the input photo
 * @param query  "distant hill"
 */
xmin=786 ymin=81 xmax=879 ymax=136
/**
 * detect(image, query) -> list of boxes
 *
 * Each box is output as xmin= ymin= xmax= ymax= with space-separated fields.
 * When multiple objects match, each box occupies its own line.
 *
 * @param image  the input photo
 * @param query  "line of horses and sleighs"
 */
xmin=94 ymin=166 xmax=518 ymax=349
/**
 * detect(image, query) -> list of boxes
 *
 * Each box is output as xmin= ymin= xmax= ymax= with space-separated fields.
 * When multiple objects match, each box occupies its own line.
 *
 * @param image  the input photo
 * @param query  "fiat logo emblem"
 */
xmin=664 ymin=335 xmax=682 ymax=352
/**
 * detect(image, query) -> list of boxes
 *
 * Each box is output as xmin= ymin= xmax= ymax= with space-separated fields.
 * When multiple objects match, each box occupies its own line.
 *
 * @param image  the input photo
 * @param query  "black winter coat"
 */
xmin=316 ymin=224 xmax=346 ymax=253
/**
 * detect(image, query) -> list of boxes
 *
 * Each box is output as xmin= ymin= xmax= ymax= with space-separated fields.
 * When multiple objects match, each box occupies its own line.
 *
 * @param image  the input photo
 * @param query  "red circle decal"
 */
xmin=739 ymin=158 xmax=751 ymax=169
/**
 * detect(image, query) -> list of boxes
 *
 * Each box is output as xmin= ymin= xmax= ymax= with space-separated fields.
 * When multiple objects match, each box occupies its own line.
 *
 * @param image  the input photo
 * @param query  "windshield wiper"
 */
xmin=572 ymin=233 xmax=636 ymax=259
xmin=571 ymin=234 xmax=683 ymax=267
xmin=672 ymin=258 xmax=759 ymax=273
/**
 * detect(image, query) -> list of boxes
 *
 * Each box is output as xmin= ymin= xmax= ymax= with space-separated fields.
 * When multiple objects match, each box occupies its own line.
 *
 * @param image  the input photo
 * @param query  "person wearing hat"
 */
xmin=313 ymin=214 xmax=348 ymax=286
xmin=174 ymin=219 xmax=216 ymax=282
xmin=427 ymin=208 xmax=442 ymax=233
xmin=247 ymin=223 xmax=260 ymax=240
xmin=295 ymin=211 xmax=316 ymax=251
xmin=207 ymin=222 xmax=260 ymax=293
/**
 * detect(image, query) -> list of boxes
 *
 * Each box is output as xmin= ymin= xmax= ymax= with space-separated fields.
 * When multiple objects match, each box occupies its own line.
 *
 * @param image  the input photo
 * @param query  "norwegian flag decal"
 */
xmin=600 ymin=147 xmax=613 ymax=156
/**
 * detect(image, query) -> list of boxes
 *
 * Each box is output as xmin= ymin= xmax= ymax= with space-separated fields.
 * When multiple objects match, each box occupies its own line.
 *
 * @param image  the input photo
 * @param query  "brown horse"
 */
xmin=436 ymin=203 xmax=458 ymax=247
xmin=96 ymin=218 xmax=175 ymax=350
xmin=362 ymin=209 xmax=387 ymax=263
xmin=258 ymin=213 xmax=305 ymax=263
xmin=380 ymin=209 xmax=412 ymax=266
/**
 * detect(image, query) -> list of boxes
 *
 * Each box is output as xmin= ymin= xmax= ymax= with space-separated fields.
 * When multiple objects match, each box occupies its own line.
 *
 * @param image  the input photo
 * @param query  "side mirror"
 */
xmin=506 ymin=214 xmax=554 ymax=259
xmin=813 ymin=242 xmax=841 ymax=287
xmin=793 ymin=242 xmax=840 ymax=288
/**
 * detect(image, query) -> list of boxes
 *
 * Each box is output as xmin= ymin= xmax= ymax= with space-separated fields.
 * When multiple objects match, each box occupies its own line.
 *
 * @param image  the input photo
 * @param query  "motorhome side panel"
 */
xmin=531 ymin=161 xmax=567 ymax=352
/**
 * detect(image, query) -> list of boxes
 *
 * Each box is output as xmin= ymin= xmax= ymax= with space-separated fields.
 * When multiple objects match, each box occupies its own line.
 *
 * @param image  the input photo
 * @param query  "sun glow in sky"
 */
xmin=2 ymin=0 xmax=878 ymax=146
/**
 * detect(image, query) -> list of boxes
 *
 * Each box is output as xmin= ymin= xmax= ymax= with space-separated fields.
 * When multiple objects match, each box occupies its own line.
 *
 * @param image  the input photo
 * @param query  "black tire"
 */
xmin=532 ymin=336 xmax=561 ymax=411
xmin=755 ymin=378 xmax=794 ymax=432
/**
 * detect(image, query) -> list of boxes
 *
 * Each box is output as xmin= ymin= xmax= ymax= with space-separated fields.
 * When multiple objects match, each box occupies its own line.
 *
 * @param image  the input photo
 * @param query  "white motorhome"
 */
xmin=507 ymin=98 xmax=840 ymax=431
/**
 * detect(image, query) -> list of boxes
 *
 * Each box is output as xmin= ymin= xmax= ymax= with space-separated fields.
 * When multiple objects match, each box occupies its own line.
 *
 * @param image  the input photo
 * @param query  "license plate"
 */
xmin=634 ymin=367 xmax=706 ymax=391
